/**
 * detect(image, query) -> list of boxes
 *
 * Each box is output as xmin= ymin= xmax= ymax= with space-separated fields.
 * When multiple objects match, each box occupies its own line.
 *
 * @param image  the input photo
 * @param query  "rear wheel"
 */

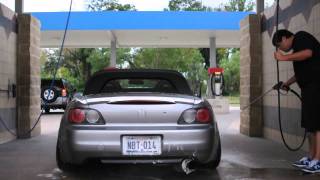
xmin=206 ymin=139 xmax=221 ymax=168
xmin=202 ymin=131 xmax=221 ymax=169
xmin=44 ymin=107 xmax=50 ymax=114
xmin=56 ymin=139 xmax=77 ymax=172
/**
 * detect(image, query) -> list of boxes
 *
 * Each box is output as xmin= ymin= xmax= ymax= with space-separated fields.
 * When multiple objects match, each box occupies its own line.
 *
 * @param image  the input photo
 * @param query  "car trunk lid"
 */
xmin=84 ymin=93 xmax=199 ymax=124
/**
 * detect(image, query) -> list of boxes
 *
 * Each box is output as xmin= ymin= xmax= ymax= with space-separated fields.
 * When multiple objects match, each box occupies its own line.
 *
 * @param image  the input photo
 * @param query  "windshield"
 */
xmin=100 ymin=78 xmax=178 ymax=94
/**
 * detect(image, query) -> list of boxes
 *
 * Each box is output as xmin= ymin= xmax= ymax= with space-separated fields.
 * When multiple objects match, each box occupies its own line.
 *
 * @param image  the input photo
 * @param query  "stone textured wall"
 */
xmin=0 ymin=3 xmax=17 ymax=143
xmin=261 ymin=0 xmax=320 ymax=148
xmin=17 ymin=14 xmax=41 ymax=138
xmin=240 ymin=14 xmax=263 ymax=137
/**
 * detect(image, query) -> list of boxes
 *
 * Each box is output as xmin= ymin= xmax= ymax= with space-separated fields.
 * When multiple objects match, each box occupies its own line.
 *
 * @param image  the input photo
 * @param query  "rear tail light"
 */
xmin=180 ymin=108 xmax=212 ymax=124
xmin=62 ymin=89 xmax=67 ymax=97
xmin=68 ymin=109 xmax=104 ymax=124
xmin=68 ymin=109 xmax=85 ymax=124
xmin=196 ymin=108 xmax=210 ymax=123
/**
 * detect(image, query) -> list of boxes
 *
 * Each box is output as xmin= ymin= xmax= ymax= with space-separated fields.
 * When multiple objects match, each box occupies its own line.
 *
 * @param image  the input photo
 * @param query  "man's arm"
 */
xmin=285 ymin=75 xmax=296 ymax=86
xmin=274 ymin=49 xmax=313 ymax=61
xmin=280 ymin=76 xmax=296 ymax=91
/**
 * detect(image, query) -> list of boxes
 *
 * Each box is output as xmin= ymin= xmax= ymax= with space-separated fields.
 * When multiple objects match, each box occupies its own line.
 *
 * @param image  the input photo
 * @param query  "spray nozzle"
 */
xmin=272 ymin=81 xmax=290 ymax=91
xmin=273 ymin=81 xmax=283 ymax=90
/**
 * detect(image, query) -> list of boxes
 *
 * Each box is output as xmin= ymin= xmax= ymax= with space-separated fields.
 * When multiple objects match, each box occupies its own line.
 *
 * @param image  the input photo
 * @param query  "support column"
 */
xmin=110 ymin=40 xmax=117 ymax=67
xmin=17 ymin=14 xmax=41 ymax=138
xmin=240 ymin=14 xmax=263 ymax=137
xmin=209 ymin=37 xmax=216 ymax=68
xmin=208 ymin=37 xmax=216 ymax=98
xmin=256 ymin=0 xmax=264 ymax=14
xmin=15 ymin=0 xmax=24 ymax=14
xmin=207 ymin=37 xmax=229 ymax=113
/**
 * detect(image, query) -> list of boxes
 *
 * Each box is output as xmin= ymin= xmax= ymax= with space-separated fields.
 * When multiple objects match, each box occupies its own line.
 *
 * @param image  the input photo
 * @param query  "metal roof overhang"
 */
xmin=31 ymin=11 xmax=252 ymax=48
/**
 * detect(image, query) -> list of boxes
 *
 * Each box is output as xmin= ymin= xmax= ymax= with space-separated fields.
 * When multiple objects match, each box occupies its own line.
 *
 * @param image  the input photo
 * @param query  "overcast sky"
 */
xmin=0 ymin=0 xmax=275 ymax=12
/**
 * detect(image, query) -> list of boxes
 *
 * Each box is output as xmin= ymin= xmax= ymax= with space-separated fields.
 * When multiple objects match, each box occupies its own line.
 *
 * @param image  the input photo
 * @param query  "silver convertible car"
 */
xmin=56 ymin=69 xmax=221 ymax=172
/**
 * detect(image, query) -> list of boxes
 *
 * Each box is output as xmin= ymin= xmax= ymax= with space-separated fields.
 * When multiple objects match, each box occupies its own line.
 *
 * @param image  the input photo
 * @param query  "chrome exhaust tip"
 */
xmin=181 ymin=159 xmax=196 ymax=175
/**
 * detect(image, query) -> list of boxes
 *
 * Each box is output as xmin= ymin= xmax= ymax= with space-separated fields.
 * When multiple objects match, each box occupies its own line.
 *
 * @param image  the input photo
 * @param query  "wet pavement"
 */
xmin=0 ymin=107 xmax=319 ymax=180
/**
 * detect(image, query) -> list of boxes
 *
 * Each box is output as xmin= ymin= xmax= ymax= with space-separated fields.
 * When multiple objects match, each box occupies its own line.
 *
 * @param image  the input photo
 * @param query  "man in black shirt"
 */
xmin=273 ymin=30 xmax=320 ymax=173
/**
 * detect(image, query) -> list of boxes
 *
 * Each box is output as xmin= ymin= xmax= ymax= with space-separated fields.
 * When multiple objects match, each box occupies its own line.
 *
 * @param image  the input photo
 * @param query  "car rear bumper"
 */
xmin=61 ymin=125 xmax=217 ymax=164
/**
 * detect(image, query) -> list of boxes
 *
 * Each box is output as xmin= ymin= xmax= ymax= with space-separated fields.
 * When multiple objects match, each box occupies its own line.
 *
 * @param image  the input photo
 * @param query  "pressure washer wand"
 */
xmin=241 ymin=88 xmax=273 ymax=111
xmin=241 ymin=82 xmax=286 ymax=111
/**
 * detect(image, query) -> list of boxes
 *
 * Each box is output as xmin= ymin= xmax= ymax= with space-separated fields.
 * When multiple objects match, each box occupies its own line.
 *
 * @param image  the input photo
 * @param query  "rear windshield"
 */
xmin=83 ymin=70 xmax=193 ymax=95
xmin=41 ymin=79 xmax=64 ymax=88
xmin=100 ymin=78 xmax=178 ymax=94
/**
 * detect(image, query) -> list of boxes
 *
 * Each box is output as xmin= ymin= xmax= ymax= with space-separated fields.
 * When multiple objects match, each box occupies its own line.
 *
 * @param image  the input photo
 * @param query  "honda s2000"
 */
xmin=56 ymin=69 xmax=221 ymax=172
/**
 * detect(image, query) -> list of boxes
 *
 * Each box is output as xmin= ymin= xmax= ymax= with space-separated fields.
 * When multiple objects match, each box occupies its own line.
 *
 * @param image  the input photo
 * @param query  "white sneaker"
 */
xmin=301 ymin=160 xmax=320 ymax=173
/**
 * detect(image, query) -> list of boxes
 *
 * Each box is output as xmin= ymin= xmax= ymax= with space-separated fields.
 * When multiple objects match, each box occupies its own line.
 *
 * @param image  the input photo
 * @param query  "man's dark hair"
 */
xmin=272 ymin=29 xmax=294 ymax=47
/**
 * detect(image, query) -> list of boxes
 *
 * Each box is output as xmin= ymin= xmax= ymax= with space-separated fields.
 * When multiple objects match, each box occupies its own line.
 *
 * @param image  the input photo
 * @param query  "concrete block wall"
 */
xmin=239 ymin=14 xmax=263 ymax=137
xmin=17 ymin=14 xmax=41 ymax=138
xmin=0 ymin=3 xmax=17 ymax=143
xmin=261 ymin=0 xmax=320 ymax=149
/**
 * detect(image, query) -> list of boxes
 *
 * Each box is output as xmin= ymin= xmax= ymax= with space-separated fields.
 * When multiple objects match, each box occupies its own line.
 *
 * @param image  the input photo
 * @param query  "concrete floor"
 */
xmin=0 ymin=107 xmax=319 ymax=180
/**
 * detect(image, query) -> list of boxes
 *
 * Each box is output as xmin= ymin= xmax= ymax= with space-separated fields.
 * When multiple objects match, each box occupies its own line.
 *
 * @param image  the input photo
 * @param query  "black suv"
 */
xmin=41 ymin=79 xmax=74 ymax=113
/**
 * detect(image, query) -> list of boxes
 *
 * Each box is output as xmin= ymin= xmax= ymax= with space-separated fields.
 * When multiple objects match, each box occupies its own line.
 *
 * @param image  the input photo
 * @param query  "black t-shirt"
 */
xmin=292 ymin=31 xmax=320 ymax=87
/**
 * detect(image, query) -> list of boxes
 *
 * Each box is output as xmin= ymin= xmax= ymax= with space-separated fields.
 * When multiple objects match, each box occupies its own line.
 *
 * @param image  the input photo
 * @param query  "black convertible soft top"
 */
xmin=83 ymin=69 xmax=193 ymax=95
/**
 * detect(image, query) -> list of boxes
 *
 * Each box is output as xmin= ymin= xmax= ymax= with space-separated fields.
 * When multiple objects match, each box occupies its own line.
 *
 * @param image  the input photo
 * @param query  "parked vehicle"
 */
xmin=41 ymin=79 xmax=74 ymax=113
xmin=56 ymin=69 xmax=221 ymax=172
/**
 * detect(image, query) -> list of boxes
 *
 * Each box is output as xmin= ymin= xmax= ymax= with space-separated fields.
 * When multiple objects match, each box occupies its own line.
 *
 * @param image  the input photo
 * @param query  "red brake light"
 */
xmin=196 ymin=108 xmax=211 ymax=123
xmin=68 ymin=109 xmax=85 ymax=124
xmin=62 ymin=89 xmax=67 ymax=97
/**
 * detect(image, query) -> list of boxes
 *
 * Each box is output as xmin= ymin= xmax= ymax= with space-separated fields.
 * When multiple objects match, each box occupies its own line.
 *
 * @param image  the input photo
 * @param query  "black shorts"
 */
xmin=301 ymin=85 xmax=320 ymax=132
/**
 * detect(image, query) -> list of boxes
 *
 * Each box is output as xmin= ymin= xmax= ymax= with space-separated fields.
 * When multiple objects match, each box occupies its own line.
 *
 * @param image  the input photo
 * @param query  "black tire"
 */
xmin=41 ymin=86 xmax=59 ymax=103
xmin=207 ymin=138 xmax=221 ymax=168
xmin=56 ymin=139 xmax=77 ymax=172
xmin=44 ymin=107 xmax=50 ymax=114
xmin=202 ymin=134 xmax=221 ymax=169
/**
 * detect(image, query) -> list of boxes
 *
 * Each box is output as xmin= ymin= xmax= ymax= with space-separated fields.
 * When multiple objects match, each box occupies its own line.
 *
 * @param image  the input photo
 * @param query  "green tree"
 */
xmin=215 ymin=0 xmax=254 ymax=96
xmin=42 ymin=48 xmax=93 ymax=90
xmin=133 ymin=48 xmax=207 ymax=92
xmin=215 ymin=0 xmax=255 ymax=11
xmin=40 ymin=49 xmax=53 ymax=78
xmin=166 ymin=0 xmax=217 ymax=68
xmin=87 ymin=48 xmax=133 ymax=73
xmin=219 ymin=51 xmax=240 ymax=94
xmin=166 ymin=0 xmax=212 ymax=11
xmin=41 ymin=0 xmax=136 ymax=91
xmin=88 ymin=0 xmax=136 ymax=11
xmin=213 ymin=0 xmax=254 ymax=68
xmin=42 ymin=48 xmax=133 ymax=91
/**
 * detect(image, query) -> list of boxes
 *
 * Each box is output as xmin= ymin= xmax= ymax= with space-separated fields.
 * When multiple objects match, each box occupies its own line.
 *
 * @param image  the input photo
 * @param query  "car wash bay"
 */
xmin=1 ymin=0 xmax=320 ymax=179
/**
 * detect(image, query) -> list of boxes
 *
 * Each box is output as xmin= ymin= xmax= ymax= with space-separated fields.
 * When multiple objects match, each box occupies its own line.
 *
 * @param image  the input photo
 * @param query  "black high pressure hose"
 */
xmin=210 ymin=74 xmax=216 ymax=97
xmin=274 ymin=0 xmax=307 ymax=151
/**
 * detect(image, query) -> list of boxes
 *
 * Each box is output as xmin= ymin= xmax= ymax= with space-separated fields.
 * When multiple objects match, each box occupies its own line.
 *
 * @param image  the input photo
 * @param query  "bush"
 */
xmin=219 ymin=50 xmax=240 ymax=95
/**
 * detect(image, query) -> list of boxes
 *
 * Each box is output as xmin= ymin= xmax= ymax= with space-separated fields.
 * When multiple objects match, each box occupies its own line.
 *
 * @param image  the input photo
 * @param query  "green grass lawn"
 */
xmin=227 ymin=92 xmax=240 ymax=105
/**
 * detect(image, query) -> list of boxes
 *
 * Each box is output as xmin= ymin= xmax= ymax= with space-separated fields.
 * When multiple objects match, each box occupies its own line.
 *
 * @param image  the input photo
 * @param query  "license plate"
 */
xmin=122 ymin=136 xmax=162 ymax=156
